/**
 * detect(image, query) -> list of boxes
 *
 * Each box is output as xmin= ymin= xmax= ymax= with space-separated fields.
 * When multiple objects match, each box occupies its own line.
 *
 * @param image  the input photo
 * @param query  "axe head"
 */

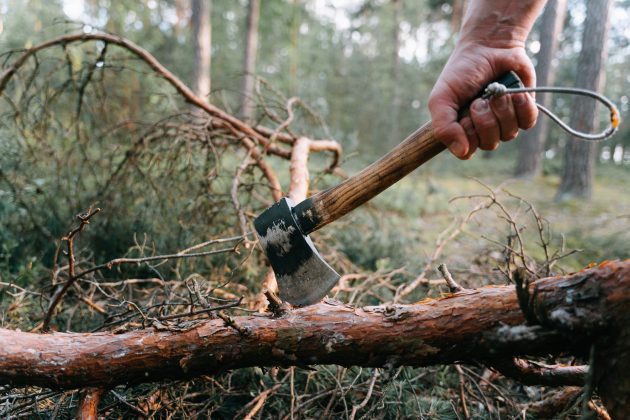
xmin=254 ymin=197 xmax=340 ymax=306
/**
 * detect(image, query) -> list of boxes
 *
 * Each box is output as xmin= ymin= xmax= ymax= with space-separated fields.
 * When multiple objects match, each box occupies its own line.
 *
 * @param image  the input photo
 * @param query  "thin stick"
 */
xmin=43 ymin=208 xmax=101 ymax=331
xmin=243 ymin=384 xmax=282 ymax=420
xmin=455 ymin=365 xmax=470 ymax=419
xmin=437 ymin=263 xmax=465 ymax=293
xmin=76 ymin=388 xmax=104 ymax=420
xmin=73 ymin=242 xmax=244 ymax=281
xmin=349 ymin=369 xmax=379 ymax=420
xmin=157 ymin=299 xmax=242 ymax=321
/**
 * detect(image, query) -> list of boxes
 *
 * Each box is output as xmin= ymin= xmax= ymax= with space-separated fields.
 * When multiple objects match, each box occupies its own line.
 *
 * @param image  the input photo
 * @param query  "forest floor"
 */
xmin=328 ymin=152 xmax=630 ymax=279
xmin=1 ymin=151 xmax=628 ymax=419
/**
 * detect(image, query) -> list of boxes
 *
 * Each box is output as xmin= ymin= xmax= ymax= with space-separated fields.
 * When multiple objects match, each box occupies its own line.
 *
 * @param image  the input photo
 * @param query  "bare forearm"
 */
xmin=460 ymin=0 xmax=547 ymax=48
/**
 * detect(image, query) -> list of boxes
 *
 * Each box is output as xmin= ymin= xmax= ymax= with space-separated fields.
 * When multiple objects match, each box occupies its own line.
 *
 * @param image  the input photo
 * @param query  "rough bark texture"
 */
xmin=515 ymin=0 xmax=567 ymax=178
xmin=557 ymin=0 xmax=611 ymax=200
xmin=240 ymin=0 xmax=260 ymax=123
xmin=191 ymin=0 xmax=212 ymax=100
xmin=1 ymin=261 xmax=628 ymax=418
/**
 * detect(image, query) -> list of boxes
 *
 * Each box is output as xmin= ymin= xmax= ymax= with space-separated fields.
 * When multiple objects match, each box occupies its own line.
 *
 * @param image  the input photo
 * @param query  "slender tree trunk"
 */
xmin=556 ymin=0 xmax=611 ymax=200
xmin=288 ymin=0 xmax=300 ymax=96
xmin=191 ymin=0 xmax=212 ymax=102
xmin=515 ymin=0 xmax=567 ymax=178
xmin=174 ymin=0 xmax=187 ymax=36
xmin=240 ymin=0 xmax=260 ymax=123
xmin=390 ymin=0 xmax=402 ymax=143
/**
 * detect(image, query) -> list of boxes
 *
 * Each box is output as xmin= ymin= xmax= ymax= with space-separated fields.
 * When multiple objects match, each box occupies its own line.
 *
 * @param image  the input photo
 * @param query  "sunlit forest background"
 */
xmin=0 ymin=0 xmax=629 ymax=418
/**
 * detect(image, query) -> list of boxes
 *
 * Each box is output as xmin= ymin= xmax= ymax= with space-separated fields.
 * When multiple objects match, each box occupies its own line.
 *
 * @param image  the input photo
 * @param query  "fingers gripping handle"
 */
xmin=293 ymin=72 xmax=523 ymax=235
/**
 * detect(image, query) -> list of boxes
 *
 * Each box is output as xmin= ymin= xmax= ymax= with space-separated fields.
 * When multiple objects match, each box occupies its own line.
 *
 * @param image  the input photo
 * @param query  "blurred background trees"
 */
xmin=557 ymin=0 xmax=614 ymax=199
xmin=191 ymin=0 xmax=212 ymax=100
xmin=240 ymin=0 xmax=260 ymax=122
xmin=515 ymin=0 xmax=567 ymax=179
xmin=2 ymin=0 xmax=627 ymax=164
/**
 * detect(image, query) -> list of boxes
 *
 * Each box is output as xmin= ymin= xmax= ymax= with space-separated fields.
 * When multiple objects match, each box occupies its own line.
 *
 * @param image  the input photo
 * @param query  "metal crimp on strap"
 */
xmin=483 ymin=83 xmax=621 ymax=142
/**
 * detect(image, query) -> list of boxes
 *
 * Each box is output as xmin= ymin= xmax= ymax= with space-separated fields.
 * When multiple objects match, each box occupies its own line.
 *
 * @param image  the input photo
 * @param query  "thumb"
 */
xmin=428 ymin=97 xmax=469 ymax=158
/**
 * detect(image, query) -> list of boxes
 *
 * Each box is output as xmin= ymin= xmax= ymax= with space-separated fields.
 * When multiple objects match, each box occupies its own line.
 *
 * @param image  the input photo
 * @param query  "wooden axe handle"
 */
xmin=293 ymin=122 xmax=441 ymax=234
xmin=293 ymin=71 xmax=522 ymax=235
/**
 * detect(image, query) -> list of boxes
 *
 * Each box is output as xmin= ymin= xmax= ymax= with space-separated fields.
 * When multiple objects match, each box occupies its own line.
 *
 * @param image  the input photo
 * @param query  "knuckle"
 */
xmin=479 ymin=142 xmax=497 ymax=151
xmin=427 ymin=94 xmax=438 ymax=108
xmin=502 ymin=130 xmax=519 ymax=141
xmin=432 ymin=124 xmax=451 ymax=142
xmin=522 ymin=117 xmax=537 ymax=130
xmin=490 ymin=96 xmax=510 ymax=113
xmin=472 ymin=116 xmax=497 ymax=131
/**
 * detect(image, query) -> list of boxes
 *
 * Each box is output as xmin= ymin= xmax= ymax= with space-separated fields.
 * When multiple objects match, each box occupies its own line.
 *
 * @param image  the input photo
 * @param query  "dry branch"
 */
xmin=43 ymin=207 xmax=101 ymax=331
xmin=492 ymin=358 xmax=587 ymax=386
xmin=1 ymin=261 xmax=628 ymax=419
xmin=76 ymin=388 xmax=105 ymax=420
xmin=525 ymin=387 xmax=582 ymax=418
xmin=0 ymin=32 xmax=343 ymax=204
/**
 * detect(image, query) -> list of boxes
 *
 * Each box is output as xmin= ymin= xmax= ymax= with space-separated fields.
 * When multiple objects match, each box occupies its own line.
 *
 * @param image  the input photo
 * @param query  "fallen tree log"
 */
xmin=1 ymin=261 xmax=628 ymax=417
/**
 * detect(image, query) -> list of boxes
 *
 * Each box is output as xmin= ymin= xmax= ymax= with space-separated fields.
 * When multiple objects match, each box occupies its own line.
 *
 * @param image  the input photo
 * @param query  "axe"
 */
xmin=254 ymin=72 xmax=523 ymax=306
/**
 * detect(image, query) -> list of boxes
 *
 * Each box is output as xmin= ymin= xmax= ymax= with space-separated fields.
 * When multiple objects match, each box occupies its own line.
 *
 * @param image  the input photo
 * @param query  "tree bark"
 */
xmin=515 ymin=0 xmax=567 ymax=178
xmin=557 ymin=0 xmax=612 ymax=200
xmin=240 ymin=0 xmax=260 ymax=123
xmin=191 ymin=0 xmax=212 ymax=101
xmin=1 ymin=260 xmax=629 ymax=419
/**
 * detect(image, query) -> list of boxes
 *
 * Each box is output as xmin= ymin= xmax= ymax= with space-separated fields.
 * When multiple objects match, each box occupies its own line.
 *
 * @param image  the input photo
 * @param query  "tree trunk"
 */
xmin=174 ymin=0 xmax=188 ymax=36
xmin=1 ymin=261 xmax=629 ymax=417
xmin=240 ymin=0 xmax=260 ymax=123
xmin=288 ymin=0 xmax=300 ymax=96
xmin=556 ymin=0 xmax=611 ymax=200
xmin=515 ymin=0 xmax=567 ymax=178
xmin=191 ymin=0 xmax=212 ymax=101
xmin=390 ymin=0 xmax=402 ymax=144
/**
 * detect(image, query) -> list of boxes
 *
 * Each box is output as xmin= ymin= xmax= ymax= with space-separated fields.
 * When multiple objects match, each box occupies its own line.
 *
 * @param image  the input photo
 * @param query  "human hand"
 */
xmin=428 ymin=0 xmax=545 ymax=159
xmin=428 ymin=42 xmax=538 ymax=159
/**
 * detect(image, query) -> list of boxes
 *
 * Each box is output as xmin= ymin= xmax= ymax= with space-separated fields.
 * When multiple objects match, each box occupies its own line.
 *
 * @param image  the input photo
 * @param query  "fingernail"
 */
xmin=473 ymin=99 xmax=490 ymax=113
xmin=514 ymin=93 xmax=527 ymax=106
xmin=450 ymin=142 xmax=466 ymax=157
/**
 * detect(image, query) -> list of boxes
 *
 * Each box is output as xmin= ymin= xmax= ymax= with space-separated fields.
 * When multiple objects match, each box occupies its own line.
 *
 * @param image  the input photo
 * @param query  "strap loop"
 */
xmin=483 ymin=83 xmax=620 ymax=142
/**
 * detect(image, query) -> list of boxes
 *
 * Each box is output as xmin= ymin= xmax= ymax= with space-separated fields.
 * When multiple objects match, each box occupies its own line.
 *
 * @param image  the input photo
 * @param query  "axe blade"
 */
xmin=254 ymin=198 xmax=340 ymax=306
